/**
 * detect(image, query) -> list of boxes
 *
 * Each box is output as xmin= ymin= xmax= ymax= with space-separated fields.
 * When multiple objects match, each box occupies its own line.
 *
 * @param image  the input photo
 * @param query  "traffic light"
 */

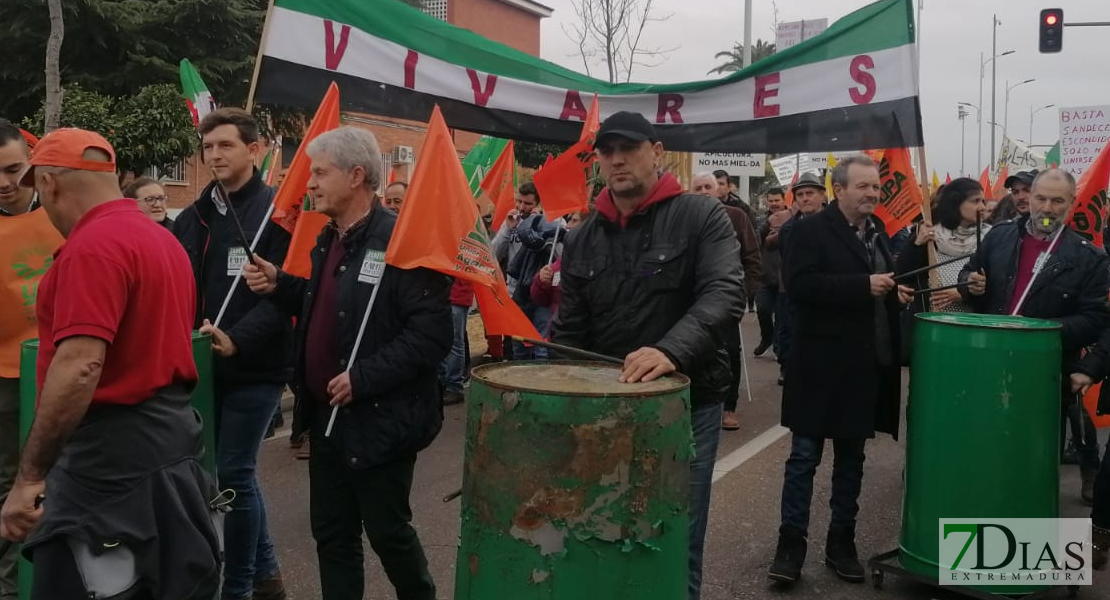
xmin=1039 ymin=8 xmax=1063 ymax=53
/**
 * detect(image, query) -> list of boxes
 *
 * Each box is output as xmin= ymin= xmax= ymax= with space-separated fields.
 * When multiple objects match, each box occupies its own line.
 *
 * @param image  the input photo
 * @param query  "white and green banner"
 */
xmin=253 ymin=0 xmax=921 ymax=152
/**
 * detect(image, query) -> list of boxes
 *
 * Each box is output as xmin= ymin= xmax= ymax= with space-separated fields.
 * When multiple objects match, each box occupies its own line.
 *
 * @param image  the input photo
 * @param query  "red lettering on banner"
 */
xmin=404 ymin=50 xmax=419 ymax=89
xmin=753 ymin=73 xmax=781 ymax=118
xmin=849 ymin=55 xmax=876 ymax=104
xmin=466 ymin=70 xmax=498 ymax=107
xmin=656 ymin=94 xmax=685 ymax=124
xmin=324 ymin=21 xmax=351 ymax=71
xmin=559 ymin=91 xmax=588 ymax=121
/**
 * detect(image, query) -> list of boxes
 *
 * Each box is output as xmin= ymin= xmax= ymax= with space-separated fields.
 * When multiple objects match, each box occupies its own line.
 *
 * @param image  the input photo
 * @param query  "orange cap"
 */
xmin=19 ymin=128 xmax=116 ymax=187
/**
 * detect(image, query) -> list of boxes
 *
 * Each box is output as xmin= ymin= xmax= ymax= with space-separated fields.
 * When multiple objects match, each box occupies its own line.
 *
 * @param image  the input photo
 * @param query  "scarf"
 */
xmin=934 ymin=222 xmax=990 ymax=257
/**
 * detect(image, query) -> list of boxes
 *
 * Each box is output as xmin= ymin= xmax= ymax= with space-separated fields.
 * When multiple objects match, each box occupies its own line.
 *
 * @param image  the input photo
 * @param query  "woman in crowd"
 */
xmin=530 ymin=209 xmax=589 ymax=339
xmin=123 ymin=177 xmax=174 ymax=231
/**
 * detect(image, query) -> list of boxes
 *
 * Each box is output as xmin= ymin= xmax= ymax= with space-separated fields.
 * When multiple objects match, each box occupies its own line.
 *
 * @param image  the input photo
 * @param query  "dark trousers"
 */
xmin=780 ymin=434 xmax=867 ymax=534
xmin=1064 ymin=397 xmax=1100 ymax=470
xmin=755 ymin=285 xmax=778 ymax=351
xmin=309 ymin=433 xmax=435 ymax=600
xmin=31 ymin=538 xmax=154 ymax=600
xmin=1093 ymin=440 xmax=1110 ymax=529
xmin=723 ymin=319 xmax=742 ymax=412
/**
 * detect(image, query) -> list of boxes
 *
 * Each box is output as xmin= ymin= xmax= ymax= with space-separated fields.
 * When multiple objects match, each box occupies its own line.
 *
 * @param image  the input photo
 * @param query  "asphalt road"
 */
xmin=257 ymin=317 xmax=1106 ymax=599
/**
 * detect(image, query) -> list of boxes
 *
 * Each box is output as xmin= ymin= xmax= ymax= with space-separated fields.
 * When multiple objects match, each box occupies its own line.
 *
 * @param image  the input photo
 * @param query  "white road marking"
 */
xmin=712 ymin=425 xmax=790 ymax=483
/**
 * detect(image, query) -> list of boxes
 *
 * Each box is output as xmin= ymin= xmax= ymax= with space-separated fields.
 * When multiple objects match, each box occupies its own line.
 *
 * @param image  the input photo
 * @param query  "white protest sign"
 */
xmin=691 ymin=152 xmax=766 ymax=177
xmin=776 ymin=19 xmax=829 ymax=50
xmin=1059 ymin=105 xmax=1110 ymax=177
xmin=810 ymin=151 xmax=861 ymax=169
xmin=770 ymin=153 xmax=815 ymax=185
xmin=995 ymin=136 xmax=1045 ymax=175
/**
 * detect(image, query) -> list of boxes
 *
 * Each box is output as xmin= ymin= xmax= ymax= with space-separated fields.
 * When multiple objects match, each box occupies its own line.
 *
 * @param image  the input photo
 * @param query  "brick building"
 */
xmin=164 ymin=0 xmax=552 ymax=211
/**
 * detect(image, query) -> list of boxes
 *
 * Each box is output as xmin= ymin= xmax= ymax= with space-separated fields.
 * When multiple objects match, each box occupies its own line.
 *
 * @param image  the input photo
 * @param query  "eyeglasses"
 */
xmin=139 ymin=195 xmax=167 ymax=206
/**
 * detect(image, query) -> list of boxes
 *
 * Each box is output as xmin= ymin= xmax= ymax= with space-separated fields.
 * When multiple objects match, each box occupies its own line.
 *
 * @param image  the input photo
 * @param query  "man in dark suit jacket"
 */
xmin=768 ymin=156 xmax=913 ymax=586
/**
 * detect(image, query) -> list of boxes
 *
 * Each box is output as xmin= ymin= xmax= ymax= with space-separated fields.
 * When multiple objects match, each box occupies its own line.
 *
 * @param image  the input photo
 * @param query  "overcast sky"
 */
xmin=537 ymin=0 xmax=1110 ymax=180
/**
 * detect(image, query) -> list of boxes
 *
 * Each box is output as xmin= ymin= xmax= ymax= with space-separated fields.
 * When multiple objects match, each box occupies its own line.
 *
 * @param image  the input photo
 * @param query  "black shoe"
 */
xmin=754 ymin=342 xmax=771 ymax=357
xmin=443 ymin=390 xmax=465 ymax=406
xmin=769 ymin=526 xmax=808 ymax=584
xmin=825 ymin=526 xmax=866 ymax=583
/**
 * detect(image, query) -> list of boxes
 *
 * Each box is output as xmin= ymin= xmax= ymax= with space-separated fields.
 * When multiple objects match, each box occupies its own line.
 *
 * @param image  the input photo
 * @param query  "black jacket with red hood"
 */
xmin=551 ymin=173 xmax=745 ymax=407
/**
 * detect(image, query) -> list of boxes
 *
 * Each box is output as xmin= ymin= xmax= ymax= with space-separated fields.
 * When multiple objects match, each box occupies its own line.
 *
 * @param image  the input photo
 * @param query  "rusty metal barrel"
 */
xmin=454 ymin=362 xmax=692 ymax=600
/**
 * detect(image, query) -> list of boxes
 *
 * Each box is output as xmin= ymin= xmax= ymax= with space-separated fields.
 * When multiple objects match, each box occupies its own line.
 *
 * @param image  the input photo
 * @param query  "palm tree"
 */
xmin=708 ymin=39 xmax=776 ymax=75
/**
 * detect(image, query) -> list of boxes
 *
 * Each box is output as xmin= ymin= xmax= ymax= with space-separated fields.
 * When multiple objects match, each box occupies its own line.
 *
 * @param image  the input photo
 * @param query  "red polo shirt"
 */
xmin=36 ymin=199 xmax=198 ymax=406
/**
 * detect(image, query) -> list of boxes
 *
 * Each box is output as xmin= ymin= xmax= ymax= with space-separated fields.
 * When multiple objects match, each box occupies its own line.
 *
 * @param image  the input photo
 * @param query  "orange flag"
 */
xmin=532 ymin=94 xmax=600 ymax=220
xmin=872 ymin=147 xmax=924 ymax=237
xmin=481 ymin=140 xmax=517 ymax=231
xmin=1083 ymin=383 xmax=1110 ymax=429
xmin=1067 ymin=140 xmax=1110 ymax=248
xmin=783 ymin=172 xmax=799 ymax=207
xmin=978 ymin=167 xmax=993 ymax=199
xmin=992 ymin=165 xmax=1009 ymax=200
xmin=385 ymin=106 xmax=541 ymax=339
xmin=270 ymin=82 xmax=339 ymax=278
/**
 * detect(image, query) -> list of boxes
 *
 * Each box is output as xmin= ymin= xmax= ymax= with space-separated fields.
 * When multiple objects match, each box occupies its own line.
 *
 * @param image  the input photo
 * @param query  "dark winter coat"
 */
xmin=269 ymin=206 xmax=453 ymax=469
xmin=174 ymin=173 xmax=294 ymax=385
xmin=957 ymin=216 xmax=1110 ymax=363
xmin=552 ymin=175 xmax=744 ymax=408
xmin=782 ymin=203 xmax=903 ymax=440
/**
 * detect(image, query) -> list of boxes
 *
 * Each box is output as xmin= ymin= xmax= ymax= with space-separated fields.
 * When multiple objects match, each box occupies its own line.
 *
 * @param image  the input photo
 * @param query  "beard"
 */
xmin=1029 ymin=211 xmax=1064 ymax=235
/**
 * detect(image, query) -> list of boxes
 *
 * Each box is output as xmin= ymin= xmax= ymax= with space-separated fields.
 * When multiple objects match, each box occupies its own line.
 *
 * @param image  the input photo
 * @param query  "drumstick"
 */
xmin=895 ymin=252 xmax=974 ymax=282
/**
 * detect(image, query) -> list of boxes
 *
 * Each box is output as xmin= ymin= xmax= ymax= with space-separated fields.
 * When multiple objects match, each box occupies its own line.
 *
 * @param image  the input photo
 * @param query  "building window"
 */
xmin=423 ymin=0 xmax=448 ymax=21
xmin=144 ymin=158 xmax=188 ymax=184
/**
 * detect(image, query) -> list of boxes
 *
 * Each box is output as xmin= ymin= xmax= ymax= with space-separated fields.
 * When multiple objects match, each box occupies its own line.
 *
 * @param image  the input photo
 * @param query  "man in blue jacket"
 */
xmin=174 ymin=108 xmax=292 ymax=600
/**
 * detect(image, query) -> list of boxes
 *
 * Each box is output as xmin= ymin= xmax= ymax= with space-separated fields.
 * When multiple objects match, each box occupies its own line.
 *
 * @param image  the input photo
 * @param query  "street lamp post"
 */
xmin=739 ymin=0 xmax=753 ymax=207
xmin=958 ymin=104 xmax=969 ymax=176
xmin=978 ymin=47 xmax=1014 ymax=175
xmin=960 ymin=101 xmax=980 ymax=175
xmin=990 ymin=14 xmax=1000 ymax=167
xmin=1029 ymin=103 xmax=1056 ymax=146
xmin=1003 ymin=78 xmax=1036 ymax=146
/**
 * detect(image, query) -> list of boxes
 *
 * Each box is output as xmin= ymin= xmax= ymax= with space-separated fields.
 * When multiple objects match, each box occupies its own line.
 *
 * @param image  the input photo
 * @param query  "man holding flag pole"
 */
xmin=243 ymin=123 xmax=452 ymax=600
xmin=959 ymin=167 xmax=1110 ymax=505
xmin=174 ymin=107 xmax=292 ymax=600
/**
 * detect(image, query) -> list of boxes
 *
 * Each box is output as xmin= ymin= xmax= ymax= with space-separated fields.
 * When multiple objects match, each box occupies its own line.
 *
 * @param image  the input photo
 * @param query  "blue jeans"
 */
xmin=780 ymin=434 xmax=866 ymax=535
xmin=689 ymin=402 xmax=722 ymax=600
xmin=510 ymin=303 xmax=551 ymax=359
xmin=438 ymin=305 xmax=469 ymax=393
xmin=217 ymin=383 xmax=283 ymax=599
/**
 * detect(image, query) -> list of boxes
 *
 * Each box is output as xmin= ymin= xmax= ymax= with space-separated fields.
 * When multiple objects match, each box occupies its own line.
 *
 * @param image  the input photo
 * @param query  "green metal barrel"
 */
xmin=455 ymin=362 xmax=692 ymax=600
xmin=16 ymin=332 xmax=215 ymax=600
xmin=899 ymin=313 xmax=1061 ymax=594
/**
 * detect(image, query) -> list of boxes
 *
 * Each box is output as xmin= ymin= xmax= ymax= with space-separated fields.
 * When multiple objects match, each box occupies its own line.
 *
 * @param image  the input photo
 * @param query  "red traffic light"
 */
xmin=1045 ymin=14 xmax=1058 ymax=26
xmin=1039 ymin=8 xmax=1063 ymax=53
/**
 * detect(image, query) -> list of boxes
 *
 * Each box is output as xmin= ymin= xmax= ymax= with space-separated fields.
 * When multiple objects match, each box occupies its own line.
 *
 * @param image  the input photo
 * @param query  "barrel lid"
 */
xmin=472 ymin=361 xmax=689 ymax=396
xmin=916 ymin=312 xmax=1061 ymax=331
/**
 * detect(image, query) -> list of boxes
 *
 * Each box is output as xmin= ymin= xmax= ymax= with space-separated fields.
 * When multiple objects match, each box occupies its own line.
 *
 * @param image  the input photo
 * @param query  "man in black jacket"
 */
xmin=552 ymin=112 xmax=744 ymax=600
xmin=769 ymin=156 xmax=912 ymax=586
xmin=243 ymin=126 xmax=451 ymax=600
xmin=959 ymin=168 xmax=1110 ymax=505
xmin=174 ymin=108 xmax=292 ymax=600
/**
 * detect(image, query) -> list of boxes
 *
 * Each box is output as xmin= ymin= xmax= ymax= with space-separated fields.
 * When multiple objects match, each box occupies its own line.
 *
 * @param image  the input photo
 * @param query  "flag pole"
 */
xmin=1010 ymin=225 xmax=1066 ymax=316
xmin=214 ymin=202 xmax=276 ymax=328
xmin=325 ymin=271 xmax=385 ymax=437
xmin=914 ymin=146 xmax=940 ymax=288
xmin=245 ymin=0 xmax=278 ymax=112
xmin=547 ymin=222 xmax=562 ymax=264
xmin=737 ymin=320 xmax=754 ymax=403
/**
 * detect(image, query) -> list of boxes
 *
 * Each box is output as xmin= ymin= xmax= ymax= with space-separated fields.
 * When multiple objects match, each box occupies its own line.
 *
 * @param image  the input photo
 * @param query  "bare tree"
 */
xmin=562 ymin=0 xmax=675 ymax=84
xmin=44 ymin=0 xmax=65 ymax=132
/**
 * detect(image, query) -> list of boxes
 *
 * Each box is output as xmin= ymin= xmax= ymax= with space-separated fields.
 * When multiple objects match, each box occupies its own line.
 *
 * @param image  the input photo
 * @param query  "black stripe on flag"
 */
xmin=255 ymin=57 xmax=923 ymax=153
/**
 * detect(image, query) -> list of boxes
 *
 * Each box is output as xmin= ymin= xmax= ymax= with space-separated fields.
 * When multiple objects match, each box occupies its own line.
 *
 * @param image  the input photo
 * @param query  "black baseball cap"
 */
xmin=1004 ymin=169 xmax=1038 ymax=189
xmin=593 ymin=111 xmax=658 ymax=148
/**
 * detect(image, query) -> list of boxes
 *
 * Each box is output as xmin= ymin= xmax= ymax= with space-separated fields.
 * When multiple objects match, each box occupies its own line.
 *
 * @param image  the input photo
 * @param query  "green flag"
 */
xmin=461 ymin=136 xmax=510 ymax=196
xmin=179 ymin=59 xmax=217 ymax=128
xmin=1045 ymin=141 xmax=1060 ymax=168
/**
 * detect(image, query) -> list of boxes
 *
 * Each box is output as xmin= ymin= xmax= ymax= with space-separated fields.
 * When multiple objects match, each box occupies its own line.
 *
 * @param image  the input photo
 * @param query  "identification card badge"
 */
xmin=358 ymin=249 xmax=386 ymax=285
xmin=552 ymin=271 xmax=561 ymax=288
xmin=227 ymin=247 xmax=248 ymax=276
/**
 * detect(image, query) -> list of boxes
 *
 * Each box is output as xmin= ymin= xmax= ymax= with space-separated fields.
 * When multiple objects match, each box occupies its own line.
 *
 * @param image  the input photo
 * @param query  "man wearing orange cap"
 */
xmin=0 ymin=128 xmax=221 ymax=599
xmin=0 ymin=119 xmax=62 ymax=599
